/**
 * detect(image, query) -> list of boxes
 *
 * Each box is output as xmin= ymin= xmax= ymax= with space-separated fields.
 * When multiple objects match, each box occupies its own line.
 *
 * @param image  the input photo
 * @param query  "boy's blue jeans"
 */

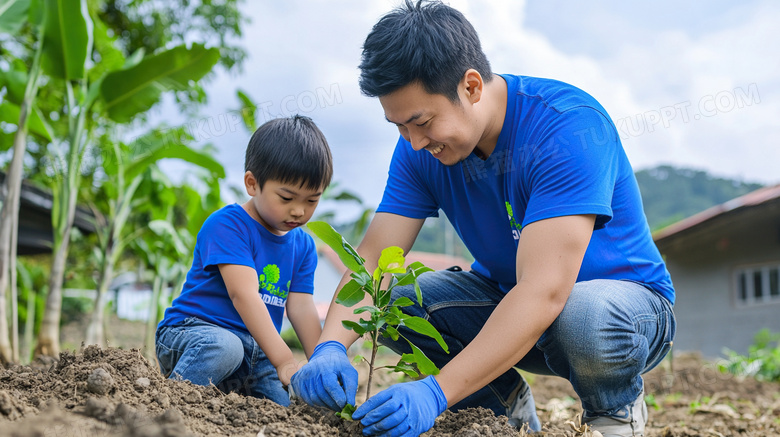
xmin=155 ymin=317 xmax=289 ymax=406
xmin=382 ymin=269 xmax=675 ymax=417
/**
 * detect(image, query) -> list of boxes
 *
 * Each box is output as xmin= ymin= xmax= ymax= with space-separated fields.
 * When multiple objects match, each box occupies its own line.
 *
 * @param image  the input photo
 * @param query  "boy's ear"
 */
xmin=244 ymin=171 xmax=259 ymax=196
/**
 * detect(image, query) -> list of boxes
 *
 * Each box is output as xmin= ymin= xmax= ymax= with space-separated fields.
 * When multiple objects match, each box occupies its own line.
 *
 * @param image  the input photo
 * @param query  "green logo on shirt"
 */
xmin=259 ymin=264 xmax=289 ymax=299
xmin=506 ymin=202 xmax=521 ymax=240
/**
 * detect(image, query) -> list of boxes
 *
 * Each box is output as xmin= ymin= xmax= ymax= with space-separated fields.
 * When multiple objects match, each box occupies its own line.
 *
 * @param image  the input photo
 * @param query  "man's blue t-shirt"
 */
xmin=377 ymin=74 xmax=675 ymax=304
xmin=159 ymin=203 xmax=317 ymax=333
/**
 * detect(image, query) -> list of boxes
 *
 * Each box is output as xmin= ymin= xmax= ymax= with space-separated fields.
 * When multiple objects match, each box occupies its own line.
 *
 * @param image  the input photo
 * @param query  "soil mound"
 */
xmin=1 ymin=346 xmax=779 ymax=436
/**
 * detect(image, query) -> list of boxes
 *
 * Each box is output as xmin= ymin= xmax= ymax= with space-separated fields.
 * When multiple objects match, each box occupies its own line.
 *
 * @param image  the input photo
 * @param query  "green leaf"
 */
xmin=0 ymin=0 xmax=30 ymax=36
xmin=236 ymin=89 xmax=256 ymax=132
xmin=336 ymin=403 xmax=356 ymax=421
xmin=401 ymin=315 xmax=449 ymax=353
xmin=123 ymin=48 xmax=146 ymax=69
xmin=392 ymin=297 xmax=415 ymax=307
xmin=391 ymin=271 xmax=415 ymax=289
xmin=378 ymin=246 xmax=406 ymax=274
xmin=407 ymin=342 xmax=439 ymax=376
xmin=41 ymin=0 xmax=93 ymax=80
xmin=352 ymin=355 xmax=364 ymax=365
xmin=100 ymin=43 xmax=220 ymax=123
xmin=0 ymin=101 xmax=52 ymax=141
xmin=307 ymin=221 xmax=366 ymax=273
xmin=352 ymin=305 xmax=378 ymax=316
xmin=341 ymin=320 xmax=366 ymax=336
xmin=331 ymin=190 xmax=363 ymax=203
xmin=336 ymin=279 xmax=365 ymax=307
xmin=0 ymin=68 xmax=27 ymax=104
xmin=148 ymin=220 xmax=188 ymax=255
xmin=351 ymin=271 xmax=372 ymax=287
xmin=124 ymin=140 xmax=225 ymax=182
xmin=411 ymin=263 xmax=434 ymax=276
xmin=384 ymin=325 xmax=399 ymax=341
xmin=391 ymin=361 xmax=420 ymax=378
xmin=378 ymin=288 xmax=391 ymax=308
xmin=414 ymin=281 xmax=423 ymax=307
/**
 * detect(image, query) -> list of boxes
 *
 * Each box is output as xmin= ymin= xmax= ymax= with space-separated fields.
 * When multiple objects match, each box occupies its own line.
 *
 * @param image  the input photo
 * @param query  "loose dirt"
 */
xmin=1 ymin=345 xmax=779 ymax=436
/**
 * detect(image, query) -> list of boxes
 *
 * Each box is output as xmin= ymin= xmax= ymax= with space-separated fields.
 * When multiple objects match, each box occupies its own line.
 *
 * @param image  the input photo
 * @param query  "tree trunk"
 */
xmin=35 ymin=174 xmax=79 ymax=358
xmin=34 ymin=230 xmax=72 ymax=358
xmin=143 ymin=275 xmax=163 ymax=361
xmin=22 ymin=280 xmax=36 ymax=363
xmin=0 ymin=104 xmax=32 ymax=365
xmin=0 ymin=263 xmax=9 ymax=365
xmin=0 ymin=31 xmax=43 ymax=365
xmin=10 ymin=204 xmax=19 ymax=363
xmin=85 ymin=251 xmax=114 ymax=347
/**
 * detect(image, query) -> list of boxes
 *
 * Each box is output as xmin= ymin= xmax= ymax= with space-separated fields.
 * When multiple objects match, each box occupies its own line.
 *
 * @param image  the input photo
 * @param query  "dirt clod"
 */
xmin=135 ymin=377 xmax=151 ymax=391
xmin=183 ymin=389 xmax=202 ymax=404
xmin=83 ymin=396 xmax=111 ymax=421
xmin=86 ymin=367 xmax=115 ymax=395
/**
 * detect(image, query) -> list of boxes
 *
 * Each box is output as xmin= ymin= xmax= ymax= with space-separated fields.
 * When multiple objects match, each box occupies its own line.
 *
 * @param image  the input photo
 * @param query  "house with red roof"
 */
xmin=654 ymin=184 xmax=780 ymax=357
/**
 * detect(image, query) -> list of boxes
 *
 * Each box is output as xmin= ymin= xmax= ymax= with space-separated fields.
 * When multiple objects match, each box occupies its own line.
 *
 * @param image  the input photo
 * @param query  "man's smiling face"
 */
xmin=379 ymin=81 xmax=484 ymax=166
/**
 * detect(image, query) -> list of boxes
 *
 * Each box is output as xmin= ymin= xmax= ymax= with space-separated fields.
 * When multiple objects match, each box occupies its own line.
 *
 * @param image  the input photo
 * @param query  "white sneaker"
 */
xmin=506 ymin=377 xmax=542 ymax=432
xmin=582 ymin=388 xmax=647 ymax=437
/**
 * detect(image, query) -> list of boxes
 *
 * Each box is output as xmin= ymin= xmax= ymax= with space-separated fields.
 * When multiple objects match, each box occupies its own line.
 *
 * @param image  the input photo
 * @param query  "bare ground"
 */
xmin=1 ymin=316 xmax=778 ymax=436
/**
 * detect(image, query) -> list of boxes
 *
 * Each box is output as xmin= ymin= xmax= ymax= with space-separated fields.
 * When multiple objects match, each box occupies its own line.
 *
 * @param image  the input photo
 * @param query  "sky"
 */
xmin=158 ymin=0 xmax=780 ymax=222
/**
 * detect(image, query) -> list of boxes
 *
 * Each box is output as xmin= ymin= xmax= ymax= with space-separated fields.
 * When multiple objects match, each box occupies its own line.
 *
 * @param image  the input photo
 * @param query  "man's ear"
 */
xmin=245 ymin=171 xmax=258 ymax=196
xmin=461 ymin=69 xmax=484 ymax=105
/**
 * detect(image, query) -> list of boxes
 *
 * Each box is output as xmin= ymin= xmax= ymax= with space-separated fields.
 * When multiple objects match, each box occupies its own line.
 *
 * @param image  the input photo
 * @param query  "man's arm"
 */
xmin=319 ymin=212 xmax=425 ymax=347
xmin=286 ymin=292 xmax=322 ymax=358
xmin=435 ymin=214 xmax=595 ymax=404
xmin=219 ymin=264 xmax=300 ymax=386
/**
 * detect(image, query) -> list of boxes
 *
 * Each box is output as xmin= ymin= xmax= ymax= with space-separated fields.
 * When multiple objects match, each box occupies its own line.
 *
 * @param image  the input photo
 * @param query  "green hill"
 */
xmin=635 ymin=165 xmax=764 ymax=231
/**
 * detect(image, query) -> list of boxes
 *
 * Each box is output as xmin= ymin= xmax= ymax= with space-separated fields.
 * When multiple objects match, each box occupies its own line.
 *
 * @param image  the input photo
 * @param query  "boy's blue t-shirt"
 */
xmin=159 ymin=203 xmax=317 ymax=333
xmin=377 ymin=74 xmax=675 ymax=304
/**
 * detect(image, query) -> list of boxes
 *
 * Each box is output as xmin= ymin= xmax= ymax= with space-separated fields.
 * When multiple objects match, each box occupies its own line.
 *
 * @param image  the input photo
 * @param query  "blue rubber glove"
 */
xmin=289 ymin=341 xmax=358 ymax=411
xmin=352 ymin=376 xmax=448 ymax=437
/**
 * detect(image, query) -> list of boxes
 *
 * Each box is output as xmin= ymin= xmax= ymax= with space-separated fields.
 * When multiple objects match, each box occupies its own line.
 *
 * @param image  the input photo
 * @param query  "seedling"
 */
xmin=307 ymin=221 xmax=450 ymax=405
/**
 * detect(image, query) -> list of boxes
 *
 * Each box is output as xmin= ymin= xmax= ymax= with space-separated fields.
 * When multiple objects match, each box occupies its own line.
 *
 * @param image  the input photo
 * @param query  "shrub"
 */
xmin=719 ymin=329 xmax=780 ymax=382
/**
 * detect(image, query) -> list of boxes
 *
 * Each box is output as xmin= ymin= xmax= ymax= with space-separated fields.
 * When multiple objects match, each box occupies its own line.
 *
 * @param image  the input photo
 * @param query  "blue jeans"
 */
xmin=155 ymin=317 xmax=289 ymax=406
xmin=381 ymin=269 xmax=675 ymax=416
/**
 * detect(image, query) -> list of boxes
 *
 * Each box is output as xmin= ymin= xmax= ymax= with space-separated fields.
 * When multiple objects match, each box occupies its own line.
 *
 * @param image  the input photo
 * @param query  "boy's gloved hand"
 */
xmin=352 ymin=375 xmax=447 ymax=437
xmin=289 ymin=341 xmax=358 ymax=411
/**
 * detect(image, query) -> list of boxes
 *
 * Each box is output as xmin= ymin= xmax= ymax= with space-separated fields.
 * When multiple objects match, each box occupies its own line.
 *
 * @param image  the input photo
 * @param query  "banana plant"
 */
xmin=0 ymin=0 xmax=50 ymax=364
xmin=84 ymin=128 xmax=224 ymax=347
xmin=30 ymin=0 xmax=220 ymax=358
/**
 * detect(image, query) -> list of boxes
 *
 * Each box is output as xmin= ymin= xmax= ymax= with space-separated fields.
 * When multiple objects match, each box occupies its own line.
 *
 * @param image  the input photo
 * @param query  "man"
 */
xmin=291 ymin=1 xmax=675 ymax=436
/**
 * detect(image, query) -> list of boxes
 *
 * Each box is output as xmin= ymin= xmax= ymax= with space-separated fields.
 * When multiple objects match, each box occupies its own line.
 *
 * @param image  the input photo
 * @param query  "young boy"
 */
xmin=156 ymin=115 xmax=332 ymax=406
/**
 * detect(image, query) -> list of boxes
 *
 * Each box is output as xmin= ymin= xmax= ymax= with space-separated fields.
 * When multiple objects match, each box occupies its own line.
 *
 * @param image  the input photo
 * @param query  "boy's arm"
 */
xmin=286 ymin=292 xmax=321 ymax=358
xmin=219 ymin=263 xmax=300 ymax=386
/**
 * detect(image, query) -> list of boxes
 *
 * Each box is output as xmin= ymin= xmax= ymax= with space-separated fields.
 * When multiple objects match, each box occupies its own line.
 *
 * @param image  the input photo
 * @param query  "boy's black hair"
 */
xmin=245 ymin=115 xmax=333 ymax=191
xmin=359 ymin=0 xmax=492 ymax=101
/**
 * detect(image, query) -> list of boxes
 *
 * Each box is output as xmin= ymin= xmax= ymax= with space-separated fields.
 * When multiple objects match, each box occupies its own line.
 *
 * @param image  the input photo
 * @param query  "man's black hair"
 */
xmin=359 ymin=0 xmax=492 ymax=101
xmin=244 ymin=115 xmax=333 ymax=191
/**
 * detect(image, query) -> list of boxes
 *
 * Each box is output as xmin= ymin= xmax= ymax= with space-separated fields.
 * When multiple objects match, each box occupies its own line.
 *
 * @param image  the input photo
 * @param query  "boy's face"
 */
xmin=379 ymin=78 xmax=485 ymax=166
xmin=243 ymin=174 xmax=323 ymax=236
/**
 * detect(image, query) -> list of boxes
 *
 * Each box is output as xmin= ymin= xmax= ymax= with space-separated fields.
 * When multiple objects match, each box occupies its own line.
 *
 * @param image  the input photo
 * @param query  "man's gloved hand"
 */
xmin=352 ymin=376 xmax=448 ymax=437
xmin=289 ymin=341 xmax=358 ymax=411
